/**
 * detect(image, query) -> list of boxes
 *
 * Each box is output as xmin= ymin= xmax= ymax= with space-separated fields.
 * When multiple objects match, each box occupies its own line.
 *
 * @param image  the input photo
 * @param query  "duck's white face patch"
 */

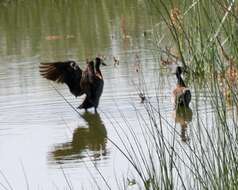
xmin=70 ymin=62 xmax=75 ymax=68
xmin=70 ymin=62 xmax=78 ymax=70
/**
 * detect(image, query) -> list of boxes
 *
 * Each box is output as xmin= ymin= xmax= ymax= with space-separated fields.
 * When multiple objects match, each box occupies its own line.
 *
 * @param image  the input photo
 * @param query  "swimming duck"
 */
xmin=172 ymin=66 xmax=191 ymax=108
xmin=39 ymin=57 xmax=106 ymax=112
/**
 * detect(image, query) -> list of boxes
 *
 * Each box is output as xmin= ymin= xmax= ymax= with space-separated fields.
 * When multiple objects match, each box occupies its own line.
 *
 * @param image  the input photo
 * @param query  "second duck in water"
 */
xmin=172 ymin=66 xmax=191 ymax=108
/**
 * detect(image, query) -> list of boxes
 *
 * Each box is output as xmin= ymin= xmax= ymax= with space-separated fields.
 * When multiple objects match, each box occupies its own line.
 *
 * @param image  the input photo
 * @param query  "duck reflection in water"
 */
xmin=51 ymin=112 xmax=107 ymax=162
xmin=173 ymin=106 xmax=193 ymax=143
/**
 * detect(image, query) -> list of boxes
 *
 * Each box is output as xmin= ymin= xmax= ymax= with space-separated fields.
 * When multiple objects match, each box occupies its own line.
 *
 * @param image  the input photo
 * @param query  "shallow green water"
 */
xmin=0 ymin=1 xmax=226 ymax=189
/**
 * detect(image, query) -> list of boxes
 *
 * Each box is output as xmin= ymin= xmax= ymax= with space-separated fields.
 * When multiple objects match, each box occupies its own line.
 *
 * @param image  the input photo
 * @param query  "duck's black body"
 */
xmin=79 ymin=76 xmax=104 ymax=111
xmin=78 ymin=57 xmax=105 ymax=112
xmin=39 ymin=57 xmax=105 ymax=112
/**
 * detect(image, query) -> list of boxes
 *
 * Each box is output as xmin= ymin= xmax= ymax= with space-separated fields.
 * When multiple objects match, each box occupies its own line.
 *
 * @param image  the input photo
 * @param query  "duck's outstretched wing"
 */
xmin=39 ymin=61 xmax=83 ymax=97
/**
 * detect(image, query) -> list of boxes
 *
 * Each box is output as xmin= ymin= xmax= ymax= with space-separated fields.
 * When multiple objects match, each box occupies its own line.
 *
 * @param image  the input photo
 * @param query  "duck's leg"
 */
xmin=94 ymin=107 xmax=97 ymax=113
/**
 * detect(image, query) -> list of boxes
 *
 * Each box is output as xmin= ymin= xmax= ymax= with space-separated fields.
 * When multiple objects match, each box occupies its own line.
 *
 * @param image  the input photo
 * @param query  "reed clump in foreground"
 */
xmin=105 ymin=0 xmax=238 ymax=189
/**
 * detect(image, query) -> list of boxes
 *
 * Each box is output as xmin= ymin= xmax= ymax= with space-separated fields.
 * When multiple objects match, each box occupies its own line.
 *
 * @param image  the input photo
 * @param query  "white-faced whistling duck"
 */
xmin=172 ymin=66 xmax=191 ymax=108
xmin=39 ymin=57 xmax=106 ymax=113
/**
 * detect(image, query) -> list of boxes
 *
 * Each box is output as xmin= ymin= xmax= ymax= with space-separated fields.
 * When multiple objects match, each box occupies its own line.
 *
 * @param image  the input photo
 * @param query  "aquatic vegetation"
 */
xmin=106 ymin=0 xmax=238 ymax=189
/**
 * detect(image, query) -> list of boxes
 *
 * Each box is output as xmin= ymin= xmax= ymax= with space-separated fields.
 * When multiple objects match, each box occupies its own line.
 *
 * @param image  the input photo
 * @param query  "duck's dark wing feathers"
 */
xmin=39 ymin=61 xmax=83 ymax=97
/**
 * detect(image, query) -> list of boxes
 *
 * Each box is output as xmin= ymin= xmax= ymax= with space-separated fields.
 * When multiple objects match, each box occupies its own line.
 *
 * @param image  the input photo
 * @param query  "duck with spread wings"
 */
xmin=39 ymin=57 xmax=106 ymax=112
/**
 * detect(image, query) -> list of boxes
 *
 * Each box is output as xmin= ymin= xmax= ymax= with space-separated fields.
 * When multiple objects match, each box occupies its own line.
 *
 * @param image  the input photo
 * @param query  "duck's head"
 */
xmin=69 ymin=61 xmax=79 ymax=70
xmin=175 ymin=66 xmax=183 ymax=76
xmin=95 ymin=57 xmax=107 ymax=66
